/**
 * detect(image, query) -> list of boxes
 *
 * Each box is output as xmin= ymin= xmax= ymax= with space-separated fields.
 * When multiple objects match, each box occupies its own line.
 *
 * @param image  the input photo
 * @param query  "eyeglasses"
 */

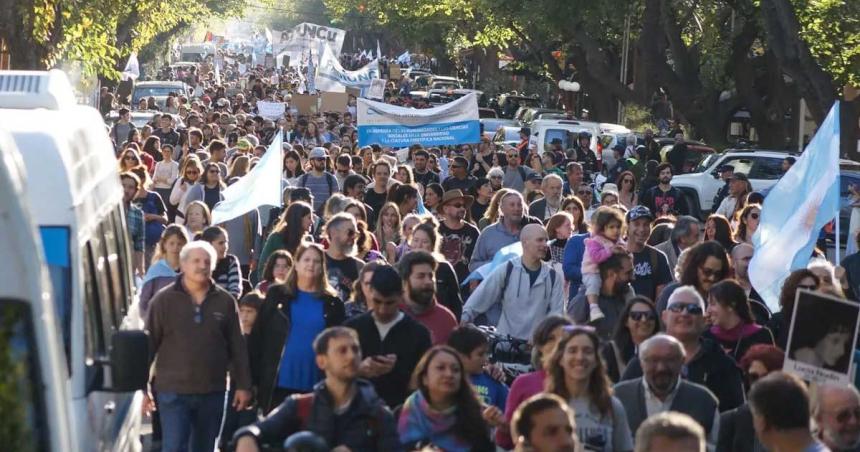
xmin=749 ymin=212 xmax=760 ymax=220
xmin=629 ymin=311 xmax=656 ymax=322
xmin=699 ymin=266 xmax=722 ymax=279
xmin=833 ymin=407 xmax=860 ymax=423
xmin=667 ymin=303 xmax=704 ymax=315
xmin=193 ymin=305 xmax=203 ymax=324
xmin=490 ymin=175 xmax=503 ymax=179
xmin=507 ymin=154 xmax=519 ymax=159
xmin=797 ymin=283 xmax=817 ymax=291
xmin=186 ymin=170 xmax=199 ymax=175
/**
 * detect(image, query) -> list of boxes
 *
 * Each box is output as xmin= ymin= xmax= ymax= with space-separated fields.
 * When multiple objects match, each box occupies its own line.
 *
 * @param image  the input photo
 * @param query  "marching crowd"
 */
xmin=108 ymin=59 xmax=860 ymax=452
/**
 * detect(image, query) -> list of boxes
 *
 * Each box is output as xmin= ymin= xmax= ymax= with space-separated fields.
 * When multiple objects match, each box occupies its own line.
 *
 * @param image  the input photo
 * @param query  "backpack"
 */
xmin=500 ymin=260 xmax=558 ymax=294
xmin=298 ymin=172 xmax=337 ymax=195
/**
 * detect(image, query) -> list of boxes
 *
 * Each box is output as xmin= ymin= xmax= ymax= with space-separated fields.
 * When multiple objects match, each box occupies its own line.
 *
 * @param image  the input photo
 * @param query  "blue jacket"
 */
xmin=562 ymin=233 xmax=590 ymax=300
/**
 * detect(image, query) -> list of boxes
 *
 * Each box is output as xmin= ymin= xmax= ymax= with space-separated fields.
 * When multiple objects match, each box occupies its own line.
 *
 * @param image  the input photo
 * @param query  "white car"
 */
xmin=671 ymin=149 xmax=860 ymax=218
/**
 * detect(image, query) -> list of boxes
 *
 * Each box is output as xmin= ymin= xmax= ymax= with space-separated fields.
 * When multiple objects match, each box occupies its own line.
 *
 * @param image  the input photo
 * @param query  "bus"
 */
xmin=0 ymin=69 xmax=148 ymax=451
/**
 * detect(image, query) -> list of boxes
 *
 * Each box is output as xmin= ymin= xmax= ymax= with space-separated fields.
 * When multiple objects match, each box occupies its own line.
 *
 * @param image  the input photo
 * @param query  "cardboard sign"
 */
xmin=346 ymin=87 xmax=362 ymax=98
xmin=320 ymin=91 xmax=349 ymax=113
xmin=785 ymin=289 xmax=860 ymax=384
xmin=389 ymin=65 xmax=401 ymax=80
xmin=292 ymin=94 xmax=319 ymax=115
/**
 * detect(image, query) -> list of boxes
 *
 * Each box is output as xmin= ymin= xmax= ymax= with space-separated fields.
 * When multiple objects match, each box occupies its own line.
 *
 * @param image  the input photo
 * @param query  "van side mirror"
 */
xmin=109 ymin=330 xmax=149 ymax=392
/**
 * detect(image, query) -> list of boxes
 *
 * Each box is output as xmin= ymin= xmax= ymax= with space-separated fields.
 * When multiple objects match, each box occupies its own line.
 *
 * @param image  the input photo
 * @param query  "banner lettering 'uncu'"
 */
xmin=275 ymin=23 xmax=346 ymax=68
xmin=357 ymin=93 xmax=480 ymax=147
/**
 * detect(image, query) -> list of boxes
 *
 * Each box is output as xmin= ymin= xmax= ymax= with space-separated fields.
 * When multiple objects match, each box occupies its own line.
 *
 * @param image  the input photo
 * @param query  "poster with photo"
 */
xmin=785 ymin=289 xmax=860 ymax=384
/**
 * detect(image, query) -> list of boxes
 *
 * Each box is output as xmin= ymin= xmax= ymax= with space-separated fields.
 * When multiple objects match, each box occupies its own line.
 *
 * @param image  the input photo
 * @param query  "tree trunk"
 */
xmin=759 ymin=0 xmax=837 ymax=123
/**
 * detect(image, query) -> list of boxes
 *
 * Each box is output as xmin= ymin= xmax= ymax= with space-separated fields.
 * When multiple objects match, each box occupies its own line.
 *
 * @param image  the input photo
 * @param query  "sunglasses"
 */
xmin=667 ymin=303 xmax=704 ymax=315
xmin=748 ymin=212 xmax=760 ymax=220
xmin=490 ymin=175 xmax=503 ymax=179
xmin=124 ymin=156 xmax=137 ymax=161
xmin=186 ymin=170 xmax=199 ymax=175
xmin=629 ymin=311 xmax=656 ymax=322
xmin=507 ymin=154 xmax=519 ymax=159
xmin=797 ymin=283 xmax=817 ymax=291
xmin=193 ymin=305 xmax=203 ymax=324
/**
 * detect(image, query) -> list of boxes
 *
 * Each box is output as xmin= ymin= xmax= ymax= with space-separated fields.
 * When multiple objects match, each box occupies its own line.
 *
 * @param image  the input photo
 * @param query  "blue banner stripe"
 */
xmin=358 ymin=120 xmax=480 ymax=147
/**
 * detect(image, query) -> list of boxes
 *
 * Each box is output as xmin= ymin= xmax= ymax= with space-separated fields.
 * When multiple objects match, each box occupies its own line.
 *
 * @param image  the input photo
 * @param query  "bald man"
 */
xmin=462 ymin=223 xmax=565 ymax=340
xmin=813 ymin=383 xmax=860 ymax=451
xmin=730 ymin=243 xmax=769 ymax=323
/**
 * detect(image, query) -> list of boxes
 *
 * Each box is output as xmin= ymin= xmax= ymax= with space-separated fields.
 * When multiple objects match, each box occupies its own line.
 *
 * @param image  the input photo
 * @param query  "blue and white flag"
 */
xmin=357 ymin=92 xmax=480 ymax=147
xmin=461 ymin=242 xmax=523 ymax=286
xmin=749 ymin=102 xmax=841 ymax=312
xmin=315 ymin=43 xmax=379 ymax=93
xmin=397 ymin=51 xmax=411 ymax=65
xmin=212 ymin=133 xmax=284 ymax=225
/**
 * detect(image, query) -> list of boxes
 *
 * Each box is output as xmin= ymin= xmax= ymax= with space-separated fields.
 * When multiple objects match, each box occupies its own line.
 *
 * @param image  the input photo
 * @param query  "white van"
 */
xmin=0 ymin=70 xmax=148 ymax=452
xmin=179 ymin=42 xmax=216 ymax=62
xmin=0 ymin=131 xmax=74 ymax=450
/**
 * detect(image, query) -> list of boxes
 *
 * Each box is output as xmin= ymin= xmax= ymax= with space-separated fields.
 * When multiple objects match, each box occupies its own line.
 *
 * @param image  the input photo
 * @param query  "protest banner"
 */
xmin=357 ymin=92 xmax=480 ymax=147
xmin=785 ymin=289 xmax=860 ymax=384
xmin=320 ymin=92 xmax=349 ymax=112
xmin=274 ymin=23 xmax=346 ymax=68
xmin=315 ymin=44 xmax=380 ymax=93
xmin=257 ymin=101 xmax=286 ymax=120
xmin=292 ymin=94 xmax=319 ymax=115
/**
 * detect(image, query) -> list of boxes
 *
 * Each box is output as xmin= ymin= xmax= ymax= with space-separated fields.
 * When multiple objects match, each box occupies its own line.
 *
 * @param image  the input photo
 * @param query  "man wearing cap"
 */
xmin=715 ymin=172 xmax=750 ymax=220
xmin=525 ymin=172 xmax=543 ymax=194
xmin=529 ymin=174 xmax=564 ymax=221
xmin=439 ymin=190 xmax=481 ymax=285
xmin=712 ymin=165 xmax=734 ymax=211
xmin=626 ymin=206 xmax=674 ymax=301
xmin=298 ymin=147 xmax=340 ymax=214
xmin=503 ymin=146 xmax=536 ymax=193
xmin=442 ymin=156 xmax=478 ymax=193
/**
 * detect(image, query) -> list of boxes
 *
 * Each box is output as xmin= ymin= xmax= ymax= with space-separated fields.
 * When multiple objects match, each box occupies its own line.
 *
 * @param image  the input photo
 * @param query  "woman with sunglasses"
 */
xmin=733 ymin=203 xmax=761 ymax=245
xmin=545 ymin=326 xmax=634 ymax=452
xmin=656 ymin=241 xmax=731 ymax=314
xmin=615 ymin=171 xmax=638 ymax=210
xmin=119 ymin=148 xmax=144 ymax=172
xmin=704 ymin=280 xmax=774 ymax=362
xmin=603 ymin=297 xmax=661 ymax=382
xmin=767 ymin=269 xmax=821 ymax=349
xmin=184 ymin=162 xmax=226 ymax=213
xmin=248 ymin=243 xmax=345 ymax=413
xmin=169 ymin=156 xmax=203 ymax=223
xmin=496 ymin=315 xmax=574 ymax=449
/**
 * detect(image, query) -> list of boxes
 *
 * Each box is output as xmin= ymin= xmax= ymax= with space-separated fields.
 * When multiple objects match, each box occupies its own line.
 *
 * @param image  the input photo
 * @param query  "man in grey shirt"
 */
xmin=502 ymin=146 xmax=534 ymax=192
xmin=110 ymin=107 xmax=136 ymax=152
xmin=298 ymin=146 xmax=340 ymax=213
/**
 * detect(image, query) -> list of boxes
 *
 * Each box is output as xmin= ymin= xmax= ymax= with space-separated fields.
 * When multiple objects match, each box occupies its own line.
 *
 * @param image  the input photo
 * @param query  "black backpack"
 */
xmin=298 ymin=172 xmax=338 ymax=195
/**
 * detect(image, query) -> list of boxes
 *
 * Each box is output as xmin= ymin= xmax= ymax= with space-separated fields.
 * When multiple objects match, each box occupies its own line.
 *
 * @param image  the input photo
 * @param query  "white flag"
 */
xmin=211 ymin=133 xmax=284 ymax=225
xmin=121 ymin=53 xmax=140 ymax=81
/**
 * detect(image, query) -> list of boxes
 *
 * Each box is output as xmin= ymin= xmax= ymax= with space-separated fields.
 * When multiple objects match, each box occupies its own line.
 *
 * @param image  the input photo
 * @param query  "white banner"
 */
xmin=357 ymin=92 xmax=480 ymax=147
xmin=275 ymin=23 xmax=346 ymax=68
xmin=315 ymin=43 xmax=380 ymax=93
xmin=257 ymin=101 xmax=286 ymax=120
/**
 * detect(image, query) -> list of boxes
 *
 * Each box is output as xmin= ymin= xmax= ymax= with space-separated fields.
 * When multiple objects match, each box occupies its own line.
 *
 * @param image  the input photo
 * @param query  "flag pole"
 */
xmin=836 ymin=203 xmax=842 ymax=264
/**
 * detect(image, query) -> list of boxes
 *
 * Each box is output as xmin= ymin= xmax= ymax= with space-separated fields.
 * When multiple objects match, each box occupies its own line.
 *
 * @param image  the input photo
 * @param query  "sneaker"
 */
xmin=589 ymin=304 xmax=605 ymax=321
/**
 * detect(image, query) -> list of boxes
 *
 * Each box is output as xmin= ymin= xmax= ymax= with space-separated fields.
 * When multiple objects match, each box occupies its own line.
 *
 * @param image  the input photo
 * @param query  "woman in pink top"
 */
xmin=496 ymin=315 xmax=573 ymax=449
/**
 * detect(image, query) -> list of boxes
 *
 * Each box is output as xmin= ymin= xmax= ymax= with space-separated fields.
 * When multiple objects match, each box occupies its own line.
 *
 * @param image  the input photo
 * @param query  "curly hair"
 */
xmin=678 ymin=241 xmax=730 ymax=292
xmin=705 ymin=214 xmax=736 ymax=251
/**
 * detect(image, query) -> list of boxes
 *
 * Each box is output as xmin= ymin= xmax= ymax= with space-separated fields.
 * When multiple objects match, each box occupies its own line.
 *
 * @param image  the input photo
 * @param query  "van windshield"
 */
xmin=0 ymin=300 xmax=48 ymax=450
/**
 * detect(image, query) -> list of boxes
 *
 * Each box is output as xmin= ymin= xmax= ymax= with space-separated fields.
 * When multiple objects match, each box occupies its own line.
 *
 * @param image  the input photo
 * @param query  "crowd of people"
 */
xmin=110 ymin=58 xmax=860 ymax=452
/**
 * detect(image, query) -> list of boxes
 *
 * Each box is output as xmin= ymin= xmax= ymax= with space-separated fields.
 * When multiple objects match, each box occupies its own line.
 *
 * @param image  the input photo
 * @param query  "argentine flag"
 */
xmin=749 ymin=103 xmax=841 ymax=312
xmin=462 ymin=242 xmax=523 ymax=286
xmin=211 ymin=132 xmax=284 ymax=225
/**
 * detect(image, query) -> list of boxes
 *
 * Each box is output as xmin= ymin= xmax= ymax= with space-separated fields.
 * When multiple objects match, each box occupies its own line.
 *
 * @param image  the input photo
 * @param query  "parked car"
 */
xmin=519 ymin=108 xmax=566 ymax=125
xmin=671 ymin=148 xmax=860 ymax=219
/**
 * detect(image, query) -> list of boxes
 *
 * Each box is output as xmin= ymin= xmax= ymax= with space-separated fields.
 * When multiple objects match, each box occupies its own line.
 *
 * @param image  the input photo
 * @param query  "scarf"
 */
xmin=142 ymin=259 xmax=177 ymax=286
xmin=710 ymin=322 xmax=762 ymax=343
xmin=397 ymin=390 xmax=469 ymax=452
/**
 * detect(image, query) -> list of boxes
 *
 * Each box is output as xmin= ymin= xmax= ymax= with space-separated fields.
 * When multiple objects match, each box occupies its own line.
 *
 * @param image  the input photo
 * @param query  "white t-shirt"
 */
xmin=374 ymin=312 xmax=404 ymax=341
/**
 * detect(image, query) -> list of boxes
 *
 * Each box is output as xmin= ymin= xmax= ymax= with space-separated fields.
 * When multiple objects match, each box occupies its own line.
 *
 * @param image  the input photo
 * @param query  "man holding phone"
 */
xmin=344 ymin=265 xmax=432 ymax=408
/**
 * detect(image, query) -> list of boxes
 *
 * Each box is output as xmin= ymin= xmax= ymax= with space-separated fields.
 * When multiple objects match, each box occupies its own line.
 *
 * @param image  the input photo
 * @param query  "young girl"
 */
xmin=200 ymin=226 xmax=243 ymax=300
xmin=581 ymin=206 xmax=626 ymax=321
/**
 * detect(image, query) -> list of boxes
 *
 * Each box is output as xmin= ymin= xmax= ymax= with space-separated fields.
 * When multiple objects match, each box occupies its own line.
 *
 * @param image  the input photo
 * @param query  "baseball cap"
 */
xmin=309 ymin=147 xmax=328 ymax=159
xmin=526 ymin=173 xmax=543 ymax=183
xmin=626 ymin=205 xmax=654 ymax=223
